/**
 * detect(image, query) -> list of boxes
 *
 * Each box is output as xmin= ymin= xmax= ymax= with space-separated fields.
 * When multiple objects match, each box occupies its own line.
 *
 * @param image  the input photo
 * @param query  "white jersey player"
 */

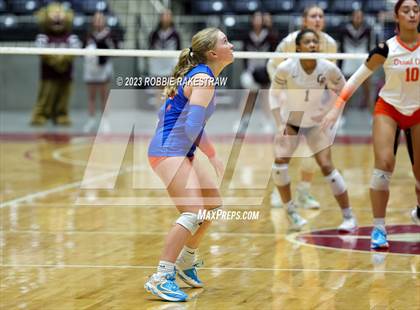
xmin=270 ymin=29 xmax=357 ymax=232
xmin=270 ymin=57 xmax=345 ymax=128
xmin=267 ymin=31 xmax=337 ymax=80
xmin=266 ymin=5 xmax=337 ymax=80
xmin=267 ymin=4 xmax=337 ymax=210
xmin=378 ymin=35 xmax=420 ymax=115
xmin=322 ymin=0 xmax=420 ymax=248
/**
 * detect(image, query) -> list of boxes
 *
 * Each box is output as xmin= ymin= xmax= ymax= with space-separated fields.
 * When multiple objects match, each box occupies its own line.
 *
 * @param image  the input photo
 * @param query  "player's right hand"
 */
xmin=321 ymin=106 xmax=341 ymax=131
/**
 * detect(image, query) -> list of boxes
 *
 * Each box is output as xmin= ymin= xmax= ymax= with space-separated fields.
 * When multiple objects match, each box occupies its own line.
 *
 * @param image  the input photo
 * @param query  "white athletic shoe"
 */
xmin=83 ymin=117 xmax=96 ymax=133
xmin=176 ymin=259 xmax=204 ymax=288
xmin=296 ymin=189 xmax=320 ymax=209
xmin=270 ymin=189 xmax=282 ymax=208
xmin=286 ymin=211 xmax=308 ymax=230
xmin=337 ymin=217 xmax=358 ymax=232
xmin=144 ymin=272 xmax=188 ymax=302
xmin=411 ymin=208 xmax=420 ymax=225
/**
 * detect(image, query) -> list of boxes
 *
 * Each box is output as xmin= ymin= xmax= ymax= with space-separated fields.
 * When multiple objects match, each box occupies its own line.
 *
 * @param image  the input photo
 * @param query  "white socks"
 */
xmin=157 ymin=260 xmax=175 ymax=275
xmin=157 ymin=245 xmax=199 ymax=275
xmin=286 ymin=200 xmax=296 ymax=214
xmin=341 ymin=207 xmax=353 ymax=219
xmin=177 ymin=246 xmax=197 ymax=268
xmin=373 ymin=218 xmax=386 ymax=233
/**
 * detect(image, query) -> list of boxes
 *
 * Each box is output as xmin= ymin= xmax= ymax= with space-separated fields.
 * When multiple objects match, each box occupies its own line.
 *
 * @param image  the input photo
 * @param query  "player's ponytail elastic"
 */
xmin=164 ymin=27 xmax=219 ymax=98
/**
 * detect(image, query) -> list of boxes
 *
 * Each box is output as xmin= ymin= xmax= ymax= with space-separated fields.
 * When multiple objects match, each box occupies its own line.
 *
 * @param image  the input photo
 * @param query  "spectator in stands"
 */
xmin=148 ymin=9 xmax=181 ymax=79
xmin=83 ymin=11 xmax=118 ymax=133
xmin=263 ymin=12 xmax=280 ymax=52
xmin=31 ymin=2 xmax=81 ymax=126
xmin=340 ymin=9 xmax=373 ymax=110
xmin=241 ymin=11 xmax=273 ymax=90
xmin=238 ymin=11 xmax=275 ymax=133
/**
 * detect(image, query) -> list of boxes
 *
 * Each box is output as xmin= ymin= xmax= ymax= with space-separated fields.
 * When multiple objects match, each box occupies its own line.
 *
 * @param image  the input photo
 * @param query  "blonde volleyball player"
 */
xmin=267 ymin=4 xmax=338 ymax=210
xmin=270 ymin=29 xmax=357 ymax=231
xmin=322 ymin=0 xmax=420 ymax=248
xmin=145 ymin=28 xmax=234 ymax=301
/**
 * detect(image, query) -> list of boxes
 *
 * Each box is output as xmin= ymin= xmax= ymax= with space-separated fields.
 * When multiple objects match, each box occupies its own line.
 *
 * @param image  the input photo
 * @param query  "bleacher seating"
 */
xmin=0 ymin=0 xmax=395 ymax=43
xmin=0 ymin=0 xmax=125 ymax=42
xmin=262 ymin=0 xmax=295 ymax=13
xmin=189 ymin=0 xmax=389 ymax=15
xmin=7 ymin=0 xmax=40 ymax=15
xmin=72 ymin=0 xmax=108 ymax=15
xmin=296 ymin=0 xmax=329 ymax=12
xmin=225 ymin=20 xmax=250 ymax=42
xmin=330 ymin=0 xmax=363 ymax=14
xmin=191 ymin=0 xmax=230 ymax=15
xmin=364 ymin=0 xmax=387 ymax=13
xmin=230 ymin=0 xmax=262 ymax=14
xmin=0 ymin=0 xmax=7 ymax=13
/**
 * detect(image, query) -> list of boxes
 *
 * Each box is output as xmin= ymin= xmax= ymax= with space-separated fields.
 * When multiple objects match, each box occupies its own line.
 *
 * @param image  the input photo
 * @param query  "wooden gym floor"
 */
xmin=0 ymin=135 xmax=419 ymax=309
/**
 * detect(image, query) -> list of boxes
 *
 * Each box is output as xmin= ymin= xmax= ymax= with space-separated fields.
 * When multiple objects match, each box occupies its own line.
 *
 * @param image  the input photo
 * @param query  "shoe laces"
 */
xmin=164 ymin=272 xmax=180 ymax=291
xmin=373 ymin=227 xmax=386 ymax=237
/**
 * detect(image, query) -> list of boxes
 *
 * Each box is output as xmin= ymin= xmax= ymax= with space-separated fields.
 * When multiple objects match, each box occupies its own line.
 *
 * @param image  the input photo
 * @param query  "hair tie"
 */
xmin=189 ymin=46 xmax=193 ymax=57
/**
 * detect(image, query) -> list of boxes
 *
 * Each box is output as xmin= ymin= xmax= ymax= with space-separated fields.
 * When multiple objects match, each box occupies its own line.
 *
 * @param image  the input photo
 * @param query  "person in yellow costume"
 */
xmin=31 ymin=2 xmax=81 ymax=126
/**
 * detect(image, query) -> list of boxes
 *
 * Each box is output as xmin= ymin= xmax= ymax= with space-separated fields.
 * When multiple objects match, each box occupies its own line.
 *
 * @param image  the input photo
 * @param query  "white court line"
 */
xmin=0 ymin=180 xmax=83 ymax=209
xmin=2 ymin=230 xmax=418 ymax=240
xmin=1 ymin=141 xmax=151 ymax=208
xmin=0 ymin=264 xmax=416 ymax=274
xmin=286 ymin=231 xmax=419 ymax=257
xmin=0 ymin=168 xmax=132 ymax=209
xmin=1 ymin=202 xmax=413 ymax=213
xmin=5 ymin=142 xmax=415 ymax=211
xmin=52 ymin=143 xmax=148 ymax=171
xmin=75 ymin=196 xmax=264 ymax=206
xmin=1 ymin=227 xmax=418 ymax=258
xmin=3 ymin=229 xmax=419 ymax=258
xmin=3 ymin=229 xmax=419 ymax=245
xmin=51 ymin=143 xmax=93 ymax=167
xmin=1 ymin=230 xmax=284 ymax=237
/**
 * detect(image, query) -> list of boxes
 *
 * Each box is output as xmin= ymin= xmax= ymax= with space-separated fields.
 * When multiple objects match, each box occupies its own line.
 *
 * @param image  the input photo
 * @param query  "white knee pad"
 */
xmin=272 ymin=163 xmax=290 ymax=186
xmin=176 ymin=212 xmax=203 ymax=235
xmin=370 ymin=169 xmax=392 ymax=191
xmin=325 ymin=169 xmax=347 ymax=196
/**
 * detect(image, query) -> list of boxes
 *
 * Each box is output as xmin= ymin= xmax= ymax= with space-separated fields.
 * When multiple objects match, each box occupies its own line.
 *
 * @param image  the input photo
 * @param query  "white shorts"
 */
xmin=83 ymin=56 xmax=113 ymax=83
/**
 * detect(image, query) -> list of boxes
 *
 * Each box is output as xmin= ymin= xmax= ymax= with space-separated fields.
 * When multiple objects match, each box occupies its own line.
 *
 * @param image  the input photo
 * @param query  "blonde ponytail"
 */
xmin=164 ymin=48 xmax=197 ymax=98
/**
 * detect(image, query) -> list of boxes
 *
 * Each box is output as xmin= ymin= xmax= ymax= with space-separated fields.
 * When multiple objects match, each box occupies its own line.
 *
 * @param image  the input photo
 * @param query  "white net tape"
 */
xmin=0 ymin=47 xmax=368 ymax=60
